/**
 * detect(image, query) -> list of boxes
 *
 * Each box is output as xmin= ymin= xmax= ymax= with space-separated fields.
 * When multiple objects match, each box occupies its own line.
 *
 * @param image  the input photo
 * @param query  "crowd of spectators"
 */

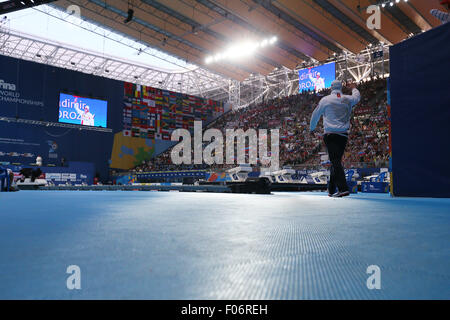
xmin=130 ymin=77 xmax=389 ymax=173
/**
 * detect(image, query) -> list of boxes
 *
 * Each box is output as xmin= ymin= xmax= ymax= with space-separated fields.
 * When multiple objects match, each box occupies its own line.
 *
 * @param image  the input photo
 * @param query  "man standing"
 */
xmin=308 ymin=69 xmax=326 ymax=92
xmin=36 ymin=155 xmax=42 ymax=166
xmin=74 ymin=101 xmax=95 ymax=126
xmin=309 ymin=80 xmax=360 ymax=197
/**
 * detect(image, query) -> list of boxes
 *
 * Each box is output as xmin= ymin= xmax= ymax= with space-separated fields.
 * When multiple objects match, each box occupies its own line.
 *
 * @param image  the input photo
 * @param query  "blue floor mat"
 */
xmin=0 ymin=191 xmax=449 ymax=299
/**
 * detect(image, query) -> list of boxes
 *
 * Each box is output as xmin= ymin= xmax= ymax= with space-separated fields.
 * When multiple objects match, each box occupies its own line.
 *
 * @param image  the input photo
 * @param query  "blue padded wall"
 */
xmin=390 ymin=23 xmax=450 ymax=197
xmin=0 ymin=55 xmax=124 ymax=180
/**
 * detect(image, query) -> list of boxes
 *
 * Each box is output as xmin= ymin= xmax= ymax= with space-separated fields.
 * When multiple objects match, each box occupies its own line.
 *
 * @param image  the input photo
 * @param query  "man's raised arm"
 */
xmin=74 ymin=101 xmax=83 ymax=115
xmin=347 ymin=83 xmax=361 ymax=107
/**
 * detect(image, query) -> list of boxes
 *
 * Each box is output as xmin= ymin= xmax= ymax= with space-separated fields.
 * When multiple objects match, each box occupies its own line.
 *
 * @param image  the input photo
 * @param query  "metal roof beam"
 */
xmin=141 ymin=0 xmax=282 ymax=69
xmin=89 ymin=0 xmax=205 ymax=53
xmin=195 ymin=0 xmax=310 ymax=61
xmin=87 ymin=0 xmax=256 ymax=75
xmin=0 ymin=0 xmax=58 ymax=15
xmin=252 ymin=0 xmax=341 ymax=53
xmin=382 ymin=4 xmax=422 ymax=35
xmin=312 ymin=0 xmax=379 ymax=45
xmin=0 ymin=28 xmax=234 ymax=101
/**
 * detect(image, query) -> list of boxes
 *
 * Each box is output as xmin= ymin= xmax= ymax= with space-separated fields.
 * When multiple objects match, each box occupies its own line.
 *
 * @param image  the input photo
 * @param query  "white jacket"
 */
xmin=74 ymin=104 xmax=95 ymax=126
xmin=309 ymin=73 xmax=325 ymax=91
xmin=310 ymin=88 xmax=361 ymax=134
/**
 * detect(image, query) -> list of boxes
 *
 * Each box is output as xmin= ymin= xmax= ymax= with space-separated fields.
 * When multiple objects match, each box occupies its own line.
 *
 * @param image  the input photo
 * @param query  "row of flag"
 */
xmin=122 ymin=82 xmax=225 ymax=140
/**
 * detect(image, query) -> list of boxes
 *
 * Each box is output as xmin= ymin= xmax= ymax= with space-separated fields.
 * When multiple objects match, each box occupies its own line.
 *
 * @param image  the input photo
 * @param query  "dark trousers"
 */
xmin=323 ymin=133 xmax=348 ymax=194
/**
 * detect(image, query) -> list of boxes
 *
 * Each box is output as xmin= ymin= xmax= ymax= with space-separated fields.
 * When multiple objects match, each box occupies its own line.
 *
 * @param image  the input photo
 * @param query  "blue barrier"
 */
xmin=136 ymin=171 xmax=207 ymax=180
xmin=0 ymin=167 xmax=10 ymax=191
xmin=115 ymin=174 xmax=135 ymax=185
xmin=345 ymin=169 xmax=357 ymax=194
xmin=390 ymin=22 xmax=450 ymax=197
xmin=347 ymin=181 xmax=358 ymax=194
xmin=361 ymin=182 xmax=390 ymax=193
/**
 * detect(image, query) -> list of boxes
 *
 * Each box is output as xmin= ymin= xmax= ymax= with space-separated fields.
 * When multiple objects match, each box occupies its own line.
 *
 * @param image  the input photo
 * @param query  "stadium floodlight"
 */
xmin=205 ymin=36 xmax=278 ymax=64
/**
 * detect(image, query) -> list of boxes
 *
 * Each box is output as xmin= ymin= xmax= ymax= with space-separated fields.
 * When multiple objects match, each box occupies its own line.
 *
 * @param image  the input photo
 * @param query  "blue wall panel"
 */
xmin=0 ymin=55 xmax=124 ymax=129
xmin=0 ymin=54 xmax=124 ymax=180
xmin=390 ymin=23 xmax=450 ymax=197
xmin=0 ymin=121 xmax=113 ymax=180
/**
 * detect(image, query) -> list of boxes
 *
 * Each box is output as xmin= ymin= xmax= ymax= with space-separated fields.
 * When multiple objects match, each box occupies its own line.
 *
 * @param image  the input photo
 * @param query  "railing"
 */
xmin=112 ymin=161 xmax=389 ymax=177
xmin=291 ymin=162 xmax=389 ymax=170
xmin=0 ymin=116 xmax=113 ymax=132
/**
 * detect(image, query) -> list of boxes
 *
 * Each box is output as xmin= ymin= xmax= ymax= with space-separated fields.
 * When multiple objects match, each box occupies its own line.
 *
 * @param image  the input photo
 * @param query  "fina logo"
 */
xmin=0 ymin=79 xmax=16 ymax=91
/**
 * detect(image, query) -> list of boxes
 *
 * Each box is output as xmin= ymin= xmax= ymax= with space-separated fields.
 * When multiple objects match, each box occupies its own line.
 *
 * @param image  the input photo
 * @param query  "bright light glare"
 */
xmin=205 ymin=36 xmax=277 ymax=64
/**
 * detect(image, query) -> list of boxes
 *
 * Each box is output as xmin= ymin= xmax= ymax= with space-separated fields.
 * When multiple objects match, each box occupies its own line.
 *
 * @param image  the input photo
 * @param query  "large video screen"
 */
xmin=58 ymin=93 xmax=107 ymax=127
xmin=298 ymin=62 xmax=336 ymax=93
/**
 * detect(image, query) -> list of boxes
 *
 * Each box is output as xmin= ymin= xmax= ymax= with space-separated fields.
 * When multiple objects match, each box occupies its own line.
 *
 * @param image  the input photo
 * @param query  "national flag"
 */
xmin=156 ymin=114 xmax=161 ymax=133
xmin=134 ymin=85 xmax=141 ymax=98
xmin=124 ymin=82 xmax=134 ymax=96
xmin=131 ymin=128 xmax=140 ymax=136
xmin=142 ymin=99 xmax=155 ymax=107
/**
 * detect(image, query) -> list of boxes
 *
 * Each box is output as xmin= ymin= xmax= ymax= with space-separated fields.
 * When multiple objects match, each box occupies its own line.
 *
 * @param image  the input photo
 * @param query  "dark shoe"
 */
xmin=339 ymin=191 xmax=350 ymax=197
xmin=331 ymin=191 xmax=350 ymax=198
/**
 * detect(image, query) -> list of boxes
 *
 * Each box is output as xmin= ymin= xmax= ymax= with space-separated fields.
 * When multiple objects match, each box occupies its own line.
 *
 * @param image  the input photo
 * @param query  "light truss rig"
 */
xmin=0 ymin=27 xmax=230 ymax=98
xmin=204 ymin=44 xmax=390 ymax=110
xmin=0 ymin=4 xmax=230 ymax=99
xmin=0 ymin=6 xmax=390 ymax=111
